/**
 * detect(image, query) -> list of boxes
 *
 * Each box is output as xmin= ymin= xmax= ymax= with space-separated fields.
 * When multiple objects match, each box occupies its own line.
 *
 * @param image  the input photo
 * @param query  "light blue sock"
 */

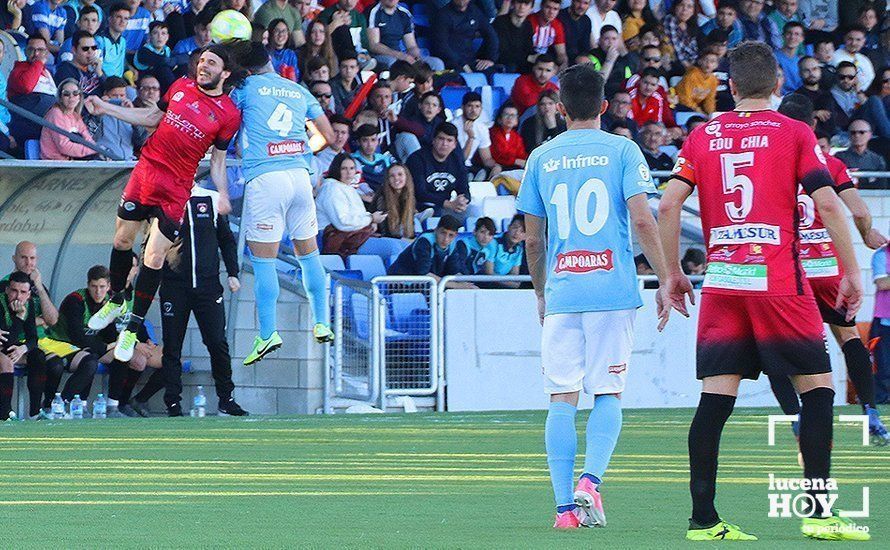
xmin=545 ymin=401 xmax=578 ymax=508
xmin=252 ymin=257 xmax=279 ymax=340
xmin=297 ymin=250 xmax=328 ymax=326
xmin=583 ymin=395 xmax=623 ymax=482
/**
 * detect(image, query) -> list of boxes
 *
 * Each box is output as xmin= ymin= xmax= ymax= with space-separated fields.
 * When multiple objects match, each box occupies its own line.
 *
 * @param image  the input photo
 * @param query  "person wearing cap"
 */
xmin=387 ymin=215 xmax=467 ymax=280
xmin=453 ymin=91 xmax=501 ymax=179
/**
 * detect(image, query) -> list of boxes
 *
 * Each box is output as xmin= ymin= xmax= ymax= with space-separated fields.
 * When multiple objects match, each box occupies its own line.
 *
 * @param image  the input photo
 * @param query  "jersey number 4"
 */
xmin=721 ymin=152 xmax=755 ymax=223
xmin=549 ymin=179 xmax=610 ymax=239
xmin=267 ymin=103 xmax=294 ymax=137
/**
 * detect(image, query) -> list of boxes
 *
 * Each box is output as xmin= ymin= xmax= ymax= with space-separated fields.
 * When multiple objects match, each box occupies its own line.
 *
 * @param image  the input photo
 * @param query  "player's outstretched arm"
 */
xmin=628 ymin=193 xmax=673 ymax=330
xmin=309 ymin=114 xmax=336 ymax=153
xmin=210 ymin=147 xmax=231 ymax=215
xmin=656 ymin=179 xmax=696 ymax=319
xmin=813 ymin=187 xmax=863 ymax=320
xmin=83 ymin=96 xmax=164 ymax=129
xmin=524 ymin=214 xmax=548 ymax=326
xmin=838 ymin=188 xmax=888 ymax=249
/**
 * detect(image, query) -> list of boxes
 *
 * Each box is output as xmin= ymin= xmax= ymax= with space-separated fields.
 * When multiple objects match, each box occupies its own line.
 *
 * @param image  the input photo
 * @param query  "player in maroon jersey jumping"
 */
xmin=658 ymin=43 xmax=869 ymax=541
xmin=82 ymin=45 xmax=242 ymax=364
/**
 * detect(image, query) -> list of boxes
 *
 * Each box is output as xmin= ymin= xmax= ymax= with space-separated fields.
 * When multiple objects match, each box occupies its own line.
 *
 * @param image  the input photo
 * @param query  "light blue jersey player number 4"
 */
xmin=516 ymin=129 xmax=656 ymax=396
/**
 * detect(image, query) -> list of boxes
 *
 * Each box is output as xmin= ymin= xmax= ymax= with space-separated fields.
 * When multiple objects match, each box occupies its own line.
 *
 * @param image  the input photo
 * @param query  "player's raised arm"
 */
xmin=657 ymin=178 xmax=696 ymax=316
xmin=84 ymin=96 xmax=164 ymax=129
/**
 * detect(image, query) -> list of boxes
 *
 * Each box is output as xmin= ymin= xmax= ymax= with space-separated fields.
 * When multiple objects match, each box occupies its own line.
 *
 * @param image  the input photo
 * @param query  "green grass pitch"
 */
xmin=1 ymin=406 xmax=885 ymax=548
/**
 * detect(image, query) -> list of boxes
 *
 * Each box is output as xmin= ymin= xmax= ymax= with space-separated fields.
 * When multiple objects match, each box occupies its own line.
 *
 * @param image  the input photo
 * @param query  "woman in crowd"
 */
xmin=222 ymin=0 xmax=253 ymax=19
xmin=520 ymin=90 xmax=566 ymax=154
xmin=619 ymin=0 xmax=660 ymax=42
xmin=489 ymin=102 xmax=527 ymax=170
xmin=372 ymin=164 xmax=418 ymax=240
xmin=662 ymin=0 xmax=698 ymax=69
xmin=267 ymin=18 xmax=300 ymax=81
xmin=316 ymin=153 xmax=387 ymax=258
xmin=40 ymin=79 xmax=99 ymax=160
xmin=299 ymin=19 xmax=338 ymax=77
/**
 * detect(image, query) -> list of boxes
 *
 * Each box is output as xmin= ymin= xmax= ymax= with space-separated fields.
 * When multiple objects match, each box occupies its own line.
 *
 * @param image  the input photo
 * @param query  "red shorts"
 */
xmin=810 ymin=275 xmax=854 ymax=327
xmin=696 ymin=293 xmax=830 ymax=380
xmin=119 ymin=162 xmax=191 ymax=240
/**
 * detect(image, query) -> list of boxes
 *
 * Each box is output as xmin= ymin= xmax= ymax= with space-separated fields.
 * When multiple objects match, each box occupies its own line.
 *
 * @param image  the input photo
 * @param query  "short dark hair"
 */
xmin=203 ymin=44 xmax=236 ymax=70
xmin=845 ymin=25 xmax=867 ymax=36
xmin=717 ymin=0 xmax=738 ymax=12
xmin=103 ymin=76 xmax=129 ymax=93
xmin=108 ymin=2 xmax=129 ymax=16
xmin=797 ymin=55 xmax=817 ymax=68
xmin=389 ymin=59 xmax=416 ymax=81
xmin=354 ymin=124 xmax=379 ymax=139
xmin=600 ymin=24 xmax=619 ymax=36
xmin=305 ymin=55 xmax=329 ymax=74
xmin=640 ymin=67 xmax=660 ymax=80
xmin=434 ymin=122 xmax=459 ymax=139
xmin=243 ymin=41 xmax=271 ymax=72
xmin=27 ymin=35 xmax=48 ymax=46
xmin=558 ymin=63 xmax=604 ymax=121
xmin=509 ymin=213 xmax=525 ymax=229
xmin=783 ymin=21 xmax=805 ymax=34
xmin=777 ymin=93 xmax=815 ymax=125
xmin=436 ymin=215 xmax=463 ymax=232
xmin=682 ymin=247 xmax=706 ymax=266
xmin=535 ymin=52 xmax=556 ymax=66
xmin=72 ymin=30 xmax=94 ymax=48
xmin=728 ymin=41 xmax=778 ymax=99
xmin=837 ymin=60 xmax=857 ymax=73
xmin=329 ymin=114 xmax=351 ymax=127
xmin=87 ymin=265 xmax=110 ymax=282
xmin=706 ymin=28 xmax=730 ymax=44
xmin=413 ymin=61 xmax=434 ymax=84
xmin=462 ymin=91 xmax=482 ymax=105
xmin=7 ymin=271 xmax=30 ymax=286
xmin=371 ymin=80 xmax=392 ymax=94
xmin=420 ymin=91 xmax=442 ymax=105
xmin=149 ymin=20 xmax=168 ymax=33
xmin=474 ymin=217 xmax=497 ymax=234
xmin=339 ymin=52 xmax=359 ymax=64
xmin=79 ymin=5 xmax=99 ymax=18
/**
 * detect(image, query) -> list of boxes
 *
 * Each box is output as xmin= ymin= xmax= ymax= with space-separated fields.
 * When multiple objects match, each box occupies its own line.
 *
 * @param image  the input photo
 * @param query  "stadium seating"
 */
xmin=24 ymin=140 xmax=40 ymax=160
xmin=441 ymin=86 xmax=470 ymax=113
xmin=320 ymin=255 xmax=346 ymax=271
xmin=480 ymin=196 xmax=517 ymax=226
xmin=492 ymin=73 xmax=521 ymax=94
xmin=674 ymin=111 xmax=700 ymax=128
xmin=461 ymin=72 xmax=487 ymax=91
xmin=388 ymin=293 xmax=430 ymax=335
xmin=346 ymin=255 xmax=387 ymax=280
xmin=467 ymin=181 xmax=498 ymax=217
xmin=423 ymin=216 xmax=440 ymax=230
xmin=357 ymin=237 xmax=408 ymax=261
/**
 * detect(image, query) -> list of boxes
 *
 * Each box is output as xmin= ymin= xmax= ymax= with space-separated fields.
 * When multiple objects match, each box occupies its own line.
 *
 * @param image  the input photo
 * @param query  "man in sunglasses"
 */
xmin=54 ymin=30 xmax=105 ymax=97
xmin=836 ymin=120 xmax=887 ymax=189
xmin=309 ymin=80 xmax=336 ymax=115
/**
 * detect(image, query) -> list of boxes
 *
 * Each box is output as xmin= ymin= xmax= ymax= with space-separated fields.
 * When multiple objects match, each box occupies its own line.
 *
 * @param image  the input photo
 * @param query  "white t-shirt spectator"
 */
xmin=453 ymin=113 xmax=491 ymax=167
xmin=586 ymin=7 xmax=621 ymax=43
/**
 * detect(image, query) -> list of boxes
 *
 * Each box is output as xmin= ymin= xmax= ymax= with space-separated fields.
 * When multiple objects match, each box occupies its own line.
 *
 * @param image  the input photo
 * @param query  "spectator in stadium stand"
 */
xmin=489 ymin=102 xmax=528 ymax=170
xmin=626 ymin=44 xmax=669 ymax=92
xmin=331 ymin=53 xmax=362 ymax=114
xmin=585 ymin=24 xmax=638 ymax=97
xmin=829 ymin=61 xmax=866 ymax=134
xmin=387 ymin=215 xmax=467 ymax=279
xmin=406 ymin=91 xmax=446 ymax=146
xmin=738 ymin=0 xmax=780 ymax=49
xmin=133 ymin=21 xmax=177 ymax=93
xmin=405 ymin=122 xmax=471 ymax=221
xmin=859 ymin=5 xmax=881 ymax=51
xmin=831 ymin=26 xmax=875 ymax=93
xmin=866 ymin=21 xmax=890 ymax=71
xmin=519 ymin=89 xmax=566 ymax=153
xmin=172 ymin=11 xmax=212 ymax=62
xmin=682 ymin=247 xmax=707 ymax=275
xmin=134 ymin=74 xmax=161 ymax=108
xmin=774 ymin=21 xmax=805 ymax=94
xmin=767 ymin=0 xmax=802 ymax=34
xmin=453 ymin=91 xmax=501 ymax=179
xmin=457 ymin=216 xmax=497 ymax=275
xmin=318 ymin=0 xmax=374 ymax=69
xmin=674 ymin=50 xmax=718 ymax=115
xmin=870 ymin=245 xmax=890 ymax=403
xmin=40 ymin=79 xmax=101 ymax=160
xmin=618 ymin=0 xmax=658 ymax=43
xmin=352 ymin=123 xmax=394 ymax=191
xmin=587 ymin=0 xmax=621 ymax=43
xmin=399 ymin=62 xmax=434 ymax=121
xmin=838 ymin=0 xmax=872 ymax=31
xmin=0 ymin=42 xmax=10 ymax=154
xmin=559 ymin=0 xmax=593 ymax=65
xmin=220 ymin=0 xmax=253 ymax=19
xmin=837 ymin=119 xmax=887 ymax=189
xmin=638 ymin=121 xmax=674 ymax=171
xmin=700 ymin=0 xmax=743 ymax=47
xmin=295 ymin=0 xmax=321 ymax=34
xmin=794 ymin=56 xmax=838 ymax=135
xmin=663 ymin=0 xmax=698 ymax=68
xmin=317 ymin=153 xmax=387 ymax=257
xmin=371 ymin=163 xmax=419 ymax=239
xmin=511 ymin=53 xmax=558 ymax=115
xmin=387 ymin=60 xmax=417 ymax=114
xmin=58 ymin=5 xmax=100 ymax=63
xmin=266 ymin=18 xmax=301 ymax=81
xmin=255 ymin=0 xmax=306 ymax=48
xmin=629 ymin=67 xmax=677 ymax=131
xmin=812 ymin=33 xmax=838 ymax=89
xmin=30 ymin=0 xmax=67 ymax=53
xmin=302 ymin=55 xmax=331 ymax=86
xmin=367 ymin=0 xmax=444 ymax=70
xmin=55 ymin=31 xmax=105 ymax=97
xmin=299 ymin=20 xmax=339 ymax=76
xmin=122 ymin=0 xmax=152 ymax=54
xmin=312 ymin=113 xmax=351 ymax=187
xmin=91 ymin=77 xmax=148 ymax=160
xmin=493 ymin=0 xmax=535 ymax=74
xmin=97 ymin=3 xmax=129 ymax=78
xmin=0 ymin=0 xmax=24 ymax=32
xmin=609 ymin=119 xmax=634 ymax=138
xmin=800 ymin=2 xmax=836 ymax=38
xmin=486 ymin=214 xmax=526 ymax=277
xmin=8 ymin=36 xmax=57 ymax=147
xmin=600 ymin=90 xmax=638 ymax=136
xmin=367 ymin=80 xmax=424 ymax=162
xmin=309 ymin=80 xmax=336 ymax=115
xmin=528 ymin=0 xmax=568 ymax=69
xmin=0 ymin=272 xmax=49 ymax=420
xmin=431 ymin=0 xmax=500 ymax=74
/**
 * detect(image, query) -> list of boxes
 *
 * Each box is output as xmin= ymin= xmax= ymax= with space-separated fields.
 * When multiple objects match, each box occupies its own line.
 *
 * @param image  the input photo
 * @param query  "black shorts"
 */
xmin=118 ymin=198 xmax=181 ymax=242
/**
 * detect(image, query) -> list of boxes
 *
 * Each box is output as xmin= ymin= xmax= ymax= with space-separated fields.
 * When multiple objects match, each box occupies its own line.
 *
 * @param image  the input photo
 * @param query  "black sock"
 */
xmin=842 ymin=339 xmax=877 ymax=410
xmin=134 ymin=368 xmax=164 ymax=403
xmin=26 ymin=352 xmax=47 ymax=417
xmin=109 ymin=248 xmax=133 ymax=297
xmin=688 ymin=392 xmax=736 ymax=527
xmin=799 ymin=387 xmax=834 ymax=518
xmin=120 ymin=368 xmax=142 ymax=406
xmin=128 ymin=265 xmax=162 ymax=331
xmin=108 ymin=360 xmax=128 ymax=402
xmin=768 ymin=375 xmax=801 ymax=415
xmin=0 ymin=373 xmax=13 ymax=419
xmin=43 ymin=357 xmax=65 ymax=409
xmin=61 ymin=355 xmax=98 ymax=401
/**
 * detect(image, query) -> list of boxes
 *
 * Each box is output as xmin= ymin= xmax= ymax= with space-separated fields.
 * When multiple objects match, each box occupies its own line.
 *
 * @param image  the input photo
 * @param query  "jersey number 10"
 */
xmin=549 ymin=178 xmax=610 ymax=239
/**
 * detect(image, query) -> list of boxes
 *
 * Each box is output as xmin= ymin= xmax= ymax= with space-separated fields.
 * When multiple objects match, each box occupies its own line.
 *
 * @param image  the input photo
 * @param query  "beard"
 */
xmin=198 ymin=73 xmax=223 ymax=90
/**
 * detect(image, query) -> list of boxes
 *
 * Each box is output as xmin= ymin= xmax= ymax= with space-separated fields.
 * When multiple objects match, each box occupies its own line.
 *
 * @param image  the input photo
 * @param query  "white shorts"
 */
xmin=242 ymin=168 xmax=317 ymax=243
xmin=541 ymin=309 xmax=636 ymax=395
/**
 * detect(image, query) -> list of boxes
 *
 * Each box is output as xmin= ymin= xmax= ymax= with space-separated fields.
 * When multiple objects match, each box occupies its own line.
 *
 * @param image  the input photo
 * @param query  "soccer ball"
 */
xmin=210 ymin=10 xmax=252 ymax=43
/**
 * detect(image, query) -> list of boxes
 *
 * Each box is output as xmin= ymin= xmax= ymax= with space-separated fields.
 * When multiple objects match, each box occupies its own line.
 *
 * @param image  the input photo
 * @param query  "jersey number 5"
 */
xmin=721 ymin=152 xmax=754 ymax=223
xmin=549 ymin=179 xmax=610 ymax=240
xmin=267 ymin=103 xmax=294 ymax=137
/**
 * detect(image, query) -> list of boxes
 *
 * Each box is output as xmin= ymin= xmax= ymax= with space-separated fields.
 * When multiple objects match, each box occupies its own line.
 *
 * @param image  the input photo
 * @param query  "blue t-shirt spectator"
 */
xmin=31 ymin=0 xmax=68 ymax=42
xmin=63 ymin=1 xmax=103 ymax=37
xmin=98 ymin=33 xmax=127 ymax=77
xmin=700 ymin=18 xmax=743 ymax=48
xmin=366 ymin=2 xmax=413 ymax=51
xmin=431 ymin=0 xmax=499 ymax=70
xmin=353 ymin=150 xmax=394 ymax=191
xmin=388 ymin=231 xmax=466 ymax=277
xmin=123 ymin=7 xmax=151 ymax=52
xmin=456 ymin=235 xmax=496 ymax=274
xmin=775 ymin=49 xmax=802 ymax=94
xmin=172 ymin=35 xmax=201 ymax=56
xmin=269 ymin=47 xmax=300 ymax=81
xmin=490 ymin=233 xmax=524 ymax=275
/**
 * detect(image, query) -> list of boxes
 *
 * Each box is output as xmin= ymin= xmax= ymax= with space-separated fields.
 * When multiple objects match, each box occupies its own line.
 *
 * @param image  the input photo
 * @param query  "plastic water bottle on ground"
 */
xmin=194 ymin=386 xmax=206 ymax=418
xmin=51 ymin=393 xmax=64 ymax=419
xmin=71 ymin=395 xmax=83 ymax=419
xmin=94 ymin=394 xmax=107 ymax=419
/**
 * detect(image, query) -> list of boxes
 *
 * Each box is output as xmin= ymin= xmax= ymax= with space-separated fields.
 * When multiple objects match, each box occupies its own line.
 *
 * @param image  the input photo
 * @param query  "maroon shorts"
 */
xmin=118 ymin=162 xmax=191 ymax=241
xmin=696 ymin=293 xmax=830 ymax=380
xmin=810 ymin=275 xmax=854 ymax=327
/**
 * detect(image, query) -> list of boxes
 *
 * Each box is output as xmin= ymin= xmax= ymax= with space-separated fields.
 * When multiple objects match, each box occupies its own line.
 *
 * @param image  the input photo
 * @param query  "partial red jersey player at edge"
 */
xmin=82 ymin=45 xmax=242 ymax=365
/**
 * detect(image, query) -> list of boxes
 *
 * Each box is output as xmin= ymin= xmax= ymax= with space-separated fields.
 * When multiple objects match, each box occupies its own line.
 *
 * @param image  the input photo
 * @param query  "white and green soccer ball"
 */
xmin=210 ymin=10 xmax=252 ymax=43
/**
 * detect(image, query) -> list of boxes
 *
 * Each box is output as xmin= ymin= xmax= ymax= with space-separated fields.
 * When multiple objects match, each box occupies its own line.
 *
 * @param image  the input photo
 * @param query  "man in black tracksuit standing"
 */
xmin=132 ymin=187 xmax=248 ymax=417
